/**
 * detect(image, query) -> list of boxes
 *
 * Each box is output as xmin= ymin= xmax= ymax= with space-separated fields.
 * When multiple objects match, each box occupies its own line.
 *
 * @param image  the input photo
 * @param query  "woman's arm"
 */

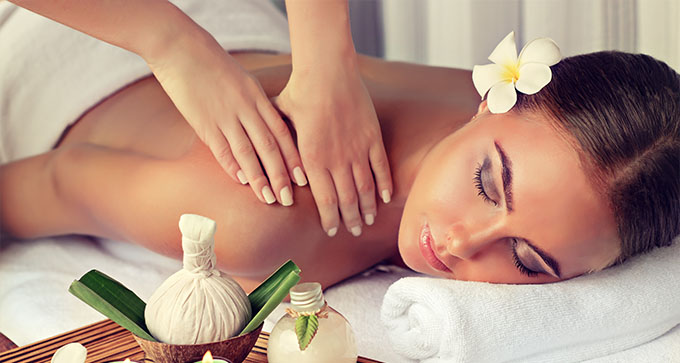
xmin=275 ymin=0 xmax=393 ymax=237
xmin=9 ymin=0 xmax=304 ymax=208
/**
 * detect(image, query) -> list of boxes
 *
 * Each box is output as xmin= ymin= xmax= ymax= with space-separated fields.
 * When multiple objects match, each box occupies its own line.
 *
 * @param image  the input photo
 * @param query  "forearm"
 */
xmin=7 ymin=0 xmax=206 ymax=62
xmin=284 ymin=0 xmax=357 ymax=72
xmin=0 ymin=151 xmax=86 ymax=239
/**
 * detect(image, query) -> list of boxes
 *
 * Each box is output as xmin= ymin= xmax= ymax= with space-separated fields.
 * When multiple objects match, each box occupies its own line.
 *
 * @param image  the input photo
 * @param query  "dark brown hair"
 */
xmin=514 ymin=51 xmax=680 ymax=265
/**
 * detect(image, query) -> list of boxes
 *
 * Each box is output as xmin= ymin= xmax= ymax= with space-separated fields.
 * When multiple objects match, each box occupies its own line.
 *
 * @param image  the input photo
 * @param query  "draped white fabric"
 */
xmin=382 ymin=0 xmax=680 ymax=71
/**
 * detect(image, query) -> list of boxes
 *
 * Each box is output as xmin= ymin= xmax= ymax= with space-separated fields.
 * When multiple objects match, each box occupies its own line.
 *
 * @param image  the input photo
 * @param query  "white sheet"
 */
xmin=1 ymin=236 xmax=678 ymax=362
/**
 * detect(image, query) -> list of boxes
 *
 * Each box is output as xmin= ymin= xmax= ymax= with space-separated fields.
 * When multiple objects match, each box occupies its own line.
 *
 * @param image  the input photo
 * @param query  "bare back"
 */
xmin=24 ymin=52 xmax=480 ymax=290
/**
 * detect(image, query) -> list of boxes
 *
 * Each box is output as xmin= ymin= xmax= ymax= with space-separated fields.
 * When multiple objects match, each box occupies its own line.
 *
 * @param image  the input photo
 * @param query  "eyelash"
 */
xmin=473 ymin=163 xmax=498 ymax=207
xmin=474 ymin=164 xmax=538 ymax=278
xmin=511 ymin=239 xmax=539 ymax=277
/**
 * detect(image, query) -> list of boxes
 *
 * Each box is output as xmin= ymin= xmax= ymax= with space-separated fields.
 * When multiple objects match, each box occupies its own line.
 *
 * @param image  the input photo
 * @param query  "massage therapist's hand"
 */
xmin=273 ymin=60 xmax=393 ymax=237
xmin=145 ymin=27 xmax=304 ymax=207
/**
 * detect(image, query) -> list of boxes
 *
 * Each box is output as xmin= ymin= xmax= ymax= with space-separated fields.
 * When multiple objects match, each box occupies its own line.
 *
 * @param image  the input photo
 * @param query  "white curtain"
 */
xmin=382 ymin=0 xmax=680 ymax=71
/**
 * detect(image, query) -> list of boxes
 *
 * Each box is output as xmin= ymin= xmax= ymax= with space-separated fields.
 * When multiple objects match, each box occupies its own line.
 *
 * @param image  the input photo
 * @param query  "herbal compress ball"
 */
xmin=145 ymin=214 xmax=252 ymax=344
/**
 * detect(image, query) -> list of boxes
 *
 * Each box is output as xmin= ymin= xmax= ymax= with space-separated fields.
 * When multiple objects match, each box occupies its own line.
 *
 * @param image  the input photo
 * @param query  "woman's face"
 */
xmin=398 ymin=104 xmax=621 ymax=283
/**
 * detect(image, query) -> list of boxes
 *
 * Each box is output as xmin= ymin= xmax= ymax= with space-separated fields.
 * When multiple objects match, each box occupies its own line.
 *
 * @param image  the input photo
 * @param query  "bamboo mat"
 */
xmin=0 ymin=320 xmax=382 ymax=362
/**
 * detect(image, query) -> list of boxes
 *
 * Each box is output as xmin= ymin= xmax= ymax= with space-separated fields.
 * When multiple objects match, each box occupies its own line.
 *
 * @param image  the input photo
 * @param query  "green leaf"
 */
xmin=68 ymin=269 xmax=156 ymax=341
xmin=240 ymin=268 xmax=300 ymax=335
xmin=240 ymin=260 xmax=301 ymax=335
xmin=247 ymin=260 xmax=301 ymax=314
xmin=295 ymin=314 xmax=319 ymax=351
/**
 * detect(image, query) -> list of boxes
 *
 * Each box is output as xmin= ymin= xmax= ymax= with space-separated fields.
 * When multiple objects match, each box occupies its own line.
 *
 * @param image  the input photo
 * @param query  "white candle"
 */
xmin=193 ymin=350 xmax=231 ymax=363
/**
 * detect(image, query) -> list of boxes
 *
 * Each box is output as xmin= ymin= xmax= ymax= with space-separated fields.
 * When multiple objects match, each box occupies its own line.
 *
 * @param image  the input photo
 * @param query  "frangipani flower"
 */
xmin=51 ymin=342 xmax=87 ymax=363
xmin=472 ymin=31 xmax=561 ymax=114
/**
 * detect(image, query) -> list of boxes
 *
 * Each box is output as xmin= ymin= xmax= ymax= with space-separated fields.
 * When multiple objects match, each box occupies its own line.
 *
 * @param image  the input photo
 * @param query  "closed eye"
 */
xmin=511 ymin=239 xmax=539 ymax=277
xmin=512 ymin=238 xmax=562 ymax=278
xmin=473 ymin=157 xmax=499 ymax=207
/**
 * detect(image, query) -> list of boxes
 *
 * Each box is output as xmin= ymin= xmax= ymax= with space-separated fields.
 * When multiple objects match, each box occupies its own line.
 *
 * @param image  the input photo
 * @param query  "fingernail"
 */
xmin=262 ymin=186 xmax=276 ymax=204
xmin=293 ymin=166 xmax=307 ymax=187
xmin=365 ymin=213 xmax=374 ymax=226
xmin=237 ymin=170 xmax=248 ymax=185
xmin=351 ymin=225 xmax=362 ymax=237
xmin=280 ymin=186 xmax=293 ymax=206
xmin=381 ymin=189 xmax=391 ymax=204
xmin=327 ymin=227 xmax=338 ymax=237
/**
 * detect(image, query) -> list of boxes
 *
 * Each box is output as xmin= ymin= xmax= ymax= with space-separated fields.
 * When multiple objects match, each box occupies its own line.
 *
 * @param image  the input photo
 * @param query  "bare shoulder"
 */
xmin=232 ymin=52 xmax=479 ymax=107
xmin=358 ymin=54 xmax=477 ymax=100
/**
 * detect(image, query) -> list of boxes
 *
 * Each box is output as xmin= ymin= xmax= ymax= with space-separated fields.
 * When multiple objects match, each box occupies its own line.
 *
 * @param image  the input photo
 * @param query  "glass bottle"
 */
xmin=267 ymin=282 xmax=358 ymax=363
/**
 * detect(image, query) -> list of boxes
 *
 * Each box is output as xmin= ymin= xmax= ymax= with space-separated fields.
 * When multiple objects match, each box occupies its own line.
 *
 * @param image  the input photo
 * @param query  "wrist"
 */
xmin=138 ymin=4 xmax=213 ymax=66
xmin=291 ymin=46 xmax=359 ymax=80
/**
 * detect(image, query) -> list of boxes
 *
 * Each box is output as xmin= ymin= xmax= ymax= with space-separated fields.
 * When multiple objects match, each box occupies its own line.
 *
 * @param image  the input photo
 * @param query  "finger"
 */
xmin=239 ymin=110 xmax=294 ymax=207
xmin=352 ymin=160 xmax=377 ymax=227
xmin=204 ymin=127 xmax=247 ymax=185
xmin=257 ymin=98 xmax=307 ymax=187
xmin=332 ymin=167 xmax=363 ymax=237
xmin=306 ymin=168 xmax=340 ymax=237
xmin=221 ymin=121 xmax=274 ymax=205
xmin=369 ymin=143 xmax=393 ymax=204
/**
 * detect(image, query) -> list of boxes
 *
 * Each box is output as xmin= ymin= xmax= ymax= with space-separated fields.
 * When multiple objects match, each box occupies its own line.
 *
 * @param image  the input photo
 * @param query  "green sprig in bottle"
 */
xmin=267 ymin=282 xmax=358 ymax=362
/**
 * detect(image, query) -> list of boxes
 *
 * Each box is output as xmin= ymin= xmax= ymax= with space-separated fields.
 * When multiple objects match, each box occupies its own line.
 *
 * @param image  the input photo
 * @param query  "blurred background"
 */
xmin=273 ymin=0 xmax=679 ymax=71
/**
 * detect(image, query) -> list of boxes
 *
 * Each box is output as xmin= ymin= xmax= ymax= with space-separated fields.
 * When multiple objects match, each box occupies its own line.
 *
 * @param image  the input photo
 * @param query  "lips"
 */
xmin=419 ymin=222 xmax=451 ymax=272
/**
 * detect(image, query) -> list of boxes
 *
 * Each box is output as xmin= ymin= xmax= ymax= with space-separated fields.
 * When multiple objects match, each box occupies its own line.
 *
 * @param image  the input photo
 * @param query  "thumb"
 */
xmin=269 ymin=94 xmax=285 ymax=112
xmin=270 ymin=85 xmax=295 ymax=113
xmin=269 ymin=94 xmax=294 ymax=124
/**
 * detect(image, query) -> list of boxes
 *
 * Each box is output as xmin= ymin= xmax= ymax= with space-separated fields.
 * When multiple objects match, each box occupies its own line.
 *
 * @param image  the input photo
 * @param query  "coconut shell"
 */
xmin=132 ymin=323 xmax=262 ymax=363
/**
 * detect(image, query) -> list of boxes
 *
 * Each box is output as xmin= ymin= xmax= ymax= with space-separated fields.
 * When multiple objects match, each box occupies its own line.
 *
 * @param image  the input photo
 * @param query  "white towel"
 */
xmin=584 ymin=322 xmax=680 ymax=363
xmin=380 ymin=237 xmax=680 ymax=363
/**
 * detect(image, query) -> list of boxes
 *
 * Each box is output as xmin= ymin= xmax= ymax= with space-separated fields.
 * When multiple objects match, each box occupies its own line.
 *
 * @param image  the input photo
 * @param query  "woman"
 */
xmin=1 ymin=16 xmax=678 ymax=293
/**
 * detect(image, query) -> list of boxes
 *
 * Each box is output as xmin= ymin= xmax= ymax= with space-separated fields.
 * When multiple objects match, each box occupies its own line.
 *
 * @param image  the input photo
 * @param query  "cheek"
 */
xmin=407 ymin=145 xmax=475 ymax=221
xmin=454 ymin=244 xmax=512 ymax=279
xmin=420 ymin=147 xmax=497 ymax=229
xmin=399 ymin=139 xmax=479 ymax=257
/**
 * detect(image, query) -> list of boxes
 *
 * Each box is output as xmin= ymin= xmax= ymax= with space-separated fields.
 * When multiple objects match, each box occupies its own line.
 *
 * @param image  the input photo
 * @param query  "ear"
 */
xmin=476 ymin=100 xmax=489 ymax=116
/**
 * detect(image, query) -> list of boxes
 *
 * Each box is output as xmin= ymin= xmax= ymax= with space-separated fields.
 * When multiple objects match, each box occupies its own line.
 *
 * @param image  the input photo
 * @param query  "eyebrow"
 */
xmin=523 ymin=239 xmax=562 ymax=278
xmin=493 ymin=141 xmax=562 ymax=278
xmin=494 ymin=141 xmax=514 ymax=212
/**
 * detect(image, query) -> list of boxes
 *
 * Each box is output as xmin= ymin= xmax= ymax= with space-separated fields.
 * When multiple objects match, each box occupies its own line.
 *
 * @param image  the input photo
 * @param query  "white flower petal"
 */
xmin=51 ymin=343 xmax=87 ymax=363
xmin=472 ymin=63 xmax=508 ymax=98
xmin=518 ymin=37 xmax=561 ymax=66
xmin=515 ymin=63 xmax=553 ymax=95
xmin=487 ymin=81 xmax=517 ymax=114
xmin=488 ymin=31 xmax=518 ymax=66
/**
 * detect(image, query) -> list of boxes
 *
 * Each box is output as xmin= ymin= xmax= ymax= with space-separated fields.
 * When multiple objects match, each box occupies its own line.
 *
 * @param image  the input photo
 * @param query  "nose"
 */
xmin=445 ymin=219 xmax=505 ymax=259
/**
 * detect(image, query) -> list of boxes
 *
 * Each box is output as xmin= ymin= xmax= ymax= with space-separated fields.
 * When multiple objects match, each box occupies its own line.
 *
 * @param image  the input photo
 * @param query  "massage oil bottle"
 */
xmin=267 ymin=282 xmax=358 ymax=363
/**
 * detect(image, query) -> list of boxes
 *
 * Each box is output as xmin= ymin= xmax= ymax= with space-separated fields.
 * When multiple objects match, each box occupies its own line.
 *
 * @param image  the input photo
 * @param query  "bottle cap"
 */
xmin=290 ymin=282 xmax=325 ymax=312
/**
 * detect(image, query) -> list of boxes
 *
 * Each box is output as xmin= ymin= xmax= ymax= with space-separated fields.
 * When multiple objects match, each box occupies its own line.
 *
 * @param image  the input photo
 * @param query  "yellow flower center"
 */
xmin=504 ymin=62 xmax=521 ymax=83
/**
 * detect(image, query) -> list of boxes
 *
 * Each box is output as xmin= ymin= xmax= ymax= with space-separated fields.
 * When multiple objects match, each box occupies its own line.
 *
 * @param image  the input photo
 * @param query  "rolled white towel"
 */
xmin=380 ymin=237 xmax=680 ymax=363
